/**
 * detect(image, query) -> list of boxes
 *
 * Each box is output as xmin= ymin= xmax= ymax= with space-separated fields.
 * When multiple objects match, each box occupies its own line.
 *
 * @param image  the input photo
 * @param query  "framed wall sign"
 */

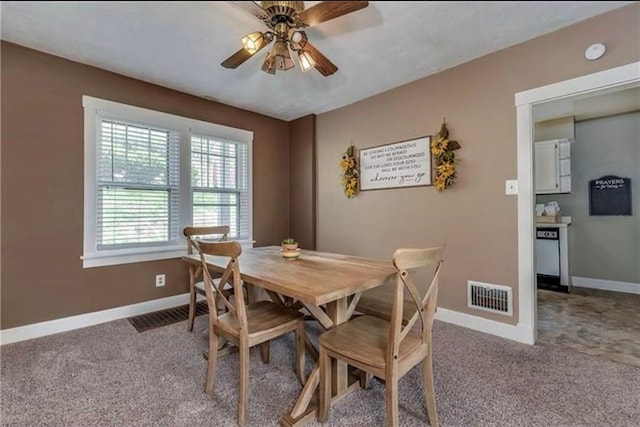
xmin=589 ymin=175 xmax=632 ymax=215
xmin=359 ymin=136 xmax=431 ymax=191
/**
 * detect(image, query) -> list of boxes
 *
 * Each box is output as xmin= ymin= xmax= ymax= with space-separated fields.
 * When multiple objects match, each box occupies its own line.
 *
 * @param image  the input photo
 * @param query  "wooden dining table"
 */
xmin=182 ymin=245 xmax=396 ymax=426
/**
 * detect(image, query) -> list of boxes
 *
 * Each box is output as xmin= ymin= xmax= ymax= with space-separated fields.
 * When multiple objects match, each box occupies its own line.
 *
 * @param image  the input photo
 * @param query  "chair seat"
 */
xmin=356 ymin=286 xmax=417 ymax=325
xmin=215 ymin=300 xmax=303 ymax=340
xmin=319 ymin=315 xmax=422 ymax=369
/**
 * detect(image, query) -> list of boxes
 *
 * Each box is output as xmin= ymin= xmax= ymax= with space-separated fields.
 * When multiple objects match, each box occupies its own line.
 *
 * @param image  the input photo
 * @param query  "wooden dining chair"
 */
xmin=184 ymin=226 xmax=230 ymax=332
xmin=197 ymin=240 xmax=306 ymax=427
xmin=318 ymin=246 xmax=445 ymax=427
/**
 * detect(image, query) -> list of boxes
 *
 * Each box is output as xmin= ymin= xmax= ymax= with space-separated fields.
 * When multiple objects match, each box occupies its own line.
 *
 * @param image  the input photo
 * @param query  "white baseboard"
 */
xmin=1 ymin=297 xmax=537 ymax=347
xmin=516 ymin=322 xmax=535 ymax=345
xmin=572 ymin=276 xmax=640 ymax=295
xmin=435 ymin=307 xmax=532 ymax=344
xmin=0 ymin=293 xmax=190 ymax=346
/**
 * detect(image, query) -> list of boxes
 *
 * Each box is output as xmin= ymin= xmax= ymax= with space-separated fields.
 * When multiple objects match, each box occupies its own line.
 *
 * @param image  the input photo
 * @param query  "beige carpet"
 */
xmin=2 ymin=316 xmax=639 ymax=426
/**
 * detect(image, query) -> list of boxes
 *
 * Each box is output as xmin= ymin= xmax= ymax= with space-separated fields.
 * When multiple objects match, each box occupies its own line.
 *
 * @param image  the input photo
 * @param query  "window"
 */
xmin=98 ymin=119 xmax=180 ymax=249
xmin=191 ymin=135 xmax=249 ymax=239
xmin=83 ymin=96 xmax=253 ymax=268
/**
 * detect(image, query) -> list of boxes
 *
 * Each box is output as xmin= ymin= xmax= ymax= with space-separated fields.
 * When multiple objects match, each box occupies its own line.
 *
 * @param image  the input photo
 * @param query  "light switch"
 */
xmin=505 ymin=179 xmax=518 ymax=195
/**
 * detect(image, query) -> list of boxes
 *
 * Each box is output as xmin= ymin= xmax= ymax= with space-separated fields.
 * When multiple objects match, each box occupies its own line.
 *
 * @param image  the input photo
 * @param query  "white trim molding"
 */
xmin=572 ymin=276 xmax=640 ymax=295
xmin=515 ymin=62 xmax=640 ymax=106
xmin=514 ymin=61 xmax=640 ymax=345
xmin=81 ymin=240 xmax=255 ymax=268
xmin=82 ymin=248 xmax=186 ymax=268
xmin=0 ymin=293 xmax=190 ymax=346
xmin=82 ymin=95 xmax=254 ymax=268
xmin=435 ymin=307 xmax=532 ymax=344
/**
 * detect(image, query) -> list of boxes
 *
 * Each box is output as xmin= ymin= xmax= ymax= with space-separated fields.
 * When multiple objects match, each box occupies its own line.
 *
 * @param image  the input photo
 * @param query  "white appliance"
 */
xmin=536 ymin=228 xmax=560 ymax=277
xmin=535 ymin=221 xmax=572 ymax=292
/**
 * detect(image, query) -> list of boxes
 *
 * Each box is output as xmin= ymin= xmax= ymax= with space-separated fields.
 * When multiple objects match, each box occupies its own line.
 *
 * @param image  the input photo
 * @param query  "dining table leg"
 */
xmin=281 ymin=296 xmax=361 ymax=426
xmin=326 ymin=299 xmax=348 ymax=395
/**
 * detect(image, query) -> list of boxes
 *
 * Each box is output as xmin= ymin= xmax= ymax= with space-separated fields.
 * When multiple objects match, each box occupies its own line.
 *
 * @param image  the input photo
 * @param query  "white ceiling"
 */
xmin=1 ymin=1 xmax=634 ymax=121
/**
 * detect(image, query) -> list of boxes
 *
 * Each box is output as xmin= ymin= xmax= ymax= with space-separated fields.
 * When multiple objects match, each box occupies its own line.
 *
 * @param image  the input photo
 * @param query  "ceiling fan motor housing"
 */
xmin=261 ymin=1 xmax=305 ymax=28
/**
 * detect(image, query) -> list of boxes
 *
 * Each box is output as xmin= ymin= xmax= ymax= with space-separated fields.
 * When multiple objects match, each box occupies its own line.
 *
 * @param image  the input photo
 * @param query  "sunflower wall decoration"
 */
xmin=340 ymin=145 xmax=358 ymax=198
xmin=431 ymin=120 xmax=462 ymax=191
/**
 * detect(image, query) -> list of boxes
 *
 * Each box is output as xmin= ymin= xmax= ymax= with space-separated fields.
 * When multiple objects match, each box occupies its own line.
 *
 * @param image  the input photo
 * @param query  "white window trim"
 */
xmin=82 ymin=95 xmax=253 ymax=268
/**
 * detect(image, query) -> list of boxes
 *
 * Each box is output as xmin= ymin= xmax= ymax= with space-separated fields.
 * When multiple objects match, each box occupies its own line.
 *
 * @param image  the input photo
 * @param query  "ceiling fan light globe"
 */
xmin=275 ymin=56 xmax=295 ymax=71
xmin=272 ymin=40 xmax=295 ymax=71
xmin=291 ymin=31 xmax=303 ymax=43
xmin=241 ymin=31 xmax=264 ymax=54
xmin=298 ymin=50 xmax=316 ymax=72
xmin=262 ymin=48 xmax=277 ymax=74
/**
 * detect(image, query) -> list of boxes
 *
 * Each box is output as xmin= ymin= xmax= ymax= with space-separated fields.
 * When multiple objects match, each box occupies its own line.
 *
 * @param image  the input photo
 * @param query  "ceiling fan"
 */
xmin=222 ymin=1 xmax=369 ymax=76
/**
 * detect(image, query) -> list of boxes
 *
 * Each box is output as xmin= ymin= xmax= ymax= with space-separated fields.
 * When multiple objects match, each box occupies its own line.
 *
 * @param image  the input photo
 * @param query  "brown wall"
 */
xmin=1 ymin=42 xmax=290 ymax=329
xmin=315 ymin=4 xmax=640 ymax=324
xmin=289 ymin=115 xmax=316 ymax=250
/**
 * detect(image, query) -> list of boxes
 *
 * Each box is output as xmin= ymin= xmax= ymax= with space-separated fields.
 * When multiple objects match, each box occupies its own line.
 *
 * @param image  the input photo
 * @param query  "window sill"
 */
xmin=82 ymin=240 xmax=255 ymax=268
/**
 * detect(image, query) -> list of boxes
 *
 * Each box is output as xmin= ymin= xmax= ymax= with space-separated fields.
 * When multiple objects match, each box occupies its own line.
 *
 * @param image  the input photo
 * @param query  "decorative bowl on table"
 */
xmin=280 ymin=248 xmax=301 ymax=260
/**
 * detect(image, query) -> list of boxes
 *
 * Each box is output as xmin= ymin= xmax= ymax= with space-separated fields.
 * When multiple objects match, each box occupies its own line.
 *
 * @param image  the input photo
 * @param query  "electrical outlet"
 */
xmin=155 ymin=274 xmax=165 ymax=287
xmin=505 ymin=179 xmax=518 ymax=195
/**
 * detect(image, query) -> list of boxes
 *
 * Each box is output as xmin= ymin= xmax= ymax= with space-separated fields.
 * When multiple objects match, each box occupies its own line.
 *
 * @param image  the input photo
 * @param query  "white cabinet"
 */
xmin=534 ymin=139 xmax=572 ymax=194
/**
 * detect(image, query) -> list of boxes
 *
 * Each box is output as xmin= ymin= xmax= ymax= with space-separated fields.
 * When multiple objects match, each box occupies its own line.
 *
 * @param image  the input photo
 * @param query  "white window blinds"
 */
xmin=97 ymin=118 xmax=180 ymax=249
xmin=191 ymin=135 xmax=249 ymax=239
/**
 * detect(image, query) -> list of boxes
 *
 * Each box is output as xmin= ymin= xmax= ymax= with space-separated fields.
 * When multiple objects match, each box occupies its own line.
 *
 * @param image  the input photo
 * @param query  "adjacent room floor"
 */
xmin=537 ymin=287 xmax=640 ymax=367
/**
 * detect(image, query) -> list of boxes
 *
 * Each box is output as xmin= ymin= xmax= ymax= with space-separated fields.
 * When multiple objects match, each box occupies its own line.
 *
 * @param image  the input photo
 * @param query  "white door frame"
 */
xmin=514 ymin=61 xmax=640 ymax=345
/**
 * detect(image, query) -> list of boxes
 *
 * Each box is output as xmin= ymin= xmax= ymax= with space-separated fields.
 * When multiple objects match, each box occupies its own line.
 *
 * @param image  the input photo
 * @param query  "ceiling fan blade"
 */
xmin=221 ymin=48 xmax=253 ymax=69
xmin=298 ymin=1 xmax=369 ymax=27
xmin=303 ymin=42 xmax=338 ymax=76
xmin=229 ymin=1 xmax=270 ymax=21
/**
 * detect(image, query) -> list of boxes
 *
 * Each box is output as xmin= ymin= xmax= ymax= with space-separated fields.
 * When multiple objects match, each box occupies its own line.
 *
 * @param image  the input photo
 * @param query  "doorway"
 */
xmin=531 ymin=95 xmax=639 ymax=365
xmin=514 ymin=61 xmax=640 ymax=345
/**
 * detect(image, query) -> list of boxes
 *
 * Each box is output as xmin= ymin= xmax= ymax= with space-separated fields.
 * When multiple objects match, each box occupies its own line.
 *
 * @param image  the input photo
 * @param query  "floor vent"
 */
xmin=127 ymin=301 xmax=208 ymax=333
xmin=467 ymin=281 xmax=512 ymax=316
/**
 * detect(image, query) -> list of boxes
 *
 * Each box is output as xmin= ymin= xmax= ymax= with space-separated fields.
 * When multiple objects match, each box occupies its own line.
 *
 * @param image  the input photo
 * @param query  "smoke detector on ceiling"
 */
xmin=584 ymin=43 xmax=606 ymax=61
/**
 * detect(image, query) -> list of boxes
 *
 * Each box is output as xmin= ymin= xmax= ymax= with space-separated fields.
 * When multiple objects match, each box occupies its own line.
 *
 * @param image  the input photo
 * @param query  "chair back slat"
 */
xmin=392 ymin=246 xmax=443 ymax=271
xmin=208 ymin=260 xmax=238 ymax=315
xmin=395 ymin=273 xmax=423 ymax=344
xmin=184 ymin=226 xmax=230 ymax=254
xmin=388 ymin=245 xmax=445 ymax=363
xmin=400 ymin=273 xmax=424 ymax=330
xmin=197 ymin=241 xmax=245 ymax=332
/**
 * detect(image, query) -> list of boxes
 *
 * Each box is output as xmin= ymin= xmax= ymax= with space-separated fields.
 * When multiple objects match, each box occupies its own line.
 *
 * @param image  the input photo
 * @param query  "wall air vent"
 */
xmin=467 ymin=281 xmax=512 ymax=316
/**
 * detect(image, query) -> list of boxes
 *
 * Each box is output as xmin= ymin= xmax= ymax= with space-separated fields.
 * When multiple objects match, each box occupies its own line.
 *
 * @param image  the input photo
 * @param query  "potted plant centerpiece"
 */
xmin=281 ymin=237 xmax=300 ymax=260
xmin=282 ymin=237 xmax=298 ymax=251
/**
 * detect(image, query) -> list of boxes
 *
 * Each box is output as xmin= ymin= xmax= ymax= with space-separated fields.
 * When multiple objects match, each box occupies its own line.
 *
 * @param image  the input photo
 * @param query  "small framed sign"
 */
xmin=589 ymin=175 xmax=632 ymax=216
xmin=359 ymin=136 xmax=431 ymax=191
